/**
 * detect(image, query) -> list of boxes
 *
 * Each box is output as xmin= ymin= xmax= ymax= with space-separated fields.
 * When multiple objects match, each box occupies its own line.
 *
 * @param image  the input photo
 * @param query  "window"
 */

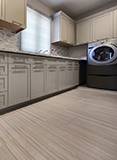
xmin=21 ymin=7 xmax=51 ymax=53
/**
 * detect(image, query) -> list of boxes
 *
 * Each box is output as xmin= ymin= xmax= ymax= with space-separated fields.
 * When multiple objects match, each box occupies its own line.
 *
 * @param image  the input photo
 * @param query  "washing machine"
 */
xmin=87 ymin=39 xmax=117 ymax=90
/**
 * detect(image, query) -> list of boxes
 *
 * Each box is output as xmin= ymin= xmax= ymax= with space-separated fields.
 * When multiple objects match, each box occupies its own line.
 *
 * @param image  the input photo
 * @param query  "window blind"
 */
xmin=21 ymin=7 xmax=51 ymax=53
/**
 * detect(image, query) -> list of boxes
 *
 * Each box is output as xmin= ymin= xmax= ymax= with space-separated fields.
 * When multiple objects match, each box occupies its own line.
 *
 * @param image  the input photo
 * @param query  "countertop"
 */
xmin=0 ymin=49 xmax=87 ymax=61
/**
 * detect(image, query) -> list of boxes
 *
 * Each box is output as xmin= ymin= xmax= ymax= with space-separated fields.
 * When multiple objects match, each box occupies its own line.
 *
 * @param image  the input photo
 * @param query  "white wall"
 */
xmin=28 ymin=0 xmax=53 ymax=16
xmin=69 ymin=44 xmax=88 ymax=59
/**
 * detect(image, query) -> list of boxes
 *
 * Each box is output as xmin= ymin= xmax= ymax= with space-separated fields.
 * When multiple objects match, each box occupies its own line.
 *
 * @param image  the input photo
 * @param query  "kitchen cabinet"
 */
xmin=92 ymin=12 xmax=113 ymax=41
xmin=31 ymin=59 xmax=45 ymax=99
xmin=0 ymin=76 xmax=7 ymax=92
xmin=76 ymin=19 xmax=92 ymax=45
xmin=0 ymin=0 xmax=27 ymax=33
xmin=0 ymin=0 xmax=4 ymax=20
xmin=0 ymin=54 xmax=8 ymax=109
xmin=113 ymin=9 xmax=117 ymax=38
xmin=52 ymin=11 xmax=75 ymax=45
xmin=73 ymin=62 xmax=79 ymax=86
xmin=0 ymin=52 xmax=79 ymax=111
xmin=66 ymin=61 xmax=74 ymax=88
xmin=46 ymin=59 xmax=59 ymax=94
xmin=0 ymin=92 xmax=7 ymax=109
xmin=58 ymin=60 xmax=67 ymax=90
xmin=8 ymin=63 xmax=30 ymax=106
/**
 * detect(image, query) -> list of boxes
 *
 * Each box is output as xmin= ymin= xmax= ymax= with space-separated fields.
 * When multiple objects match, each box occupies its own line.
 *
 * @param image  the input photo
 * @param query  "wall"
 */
xmin=28 ymin=0 xmax=53 ymax=17
xmin=69 ymin=44 xmax=88 ymax=59
xmin=0 ymin=28 xmax=20 ymax=51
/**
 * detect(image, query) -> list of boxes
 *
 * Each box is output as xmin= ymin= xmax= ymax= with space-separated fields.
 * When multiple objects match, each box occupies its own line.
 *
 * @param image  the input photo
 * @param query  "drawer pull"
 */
xmin=12 ymin=71 xmax=26 ymax=74
xmin=33 ymin=70 xmax=43 ymax=73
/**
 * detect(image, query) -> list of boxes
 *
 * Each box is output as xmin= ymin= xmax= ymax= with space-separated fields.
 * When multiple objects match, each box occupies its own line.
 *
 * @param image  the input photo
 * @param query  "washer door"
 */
xmin=89 ymin=44 xmax=117 ymax=65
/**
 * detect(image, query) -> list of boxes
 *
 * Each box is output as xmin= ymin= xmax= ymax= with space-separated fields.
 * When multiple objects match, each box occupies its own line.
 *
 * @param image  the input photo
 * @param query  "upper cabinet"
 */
xmin=76 ymin=9 xmax=117 ymax=45
xmin=0 ymin=0 xmax=27 ymax=33
xmin=52 ymin=11 xmax=75 ymax=45
xmin=113 ymin=9 xmax=117 ymax=38
xmin=76 ymin=19 xmax=92 ymax=45
xmin=92 ymin=12 xmax=113 ymax=41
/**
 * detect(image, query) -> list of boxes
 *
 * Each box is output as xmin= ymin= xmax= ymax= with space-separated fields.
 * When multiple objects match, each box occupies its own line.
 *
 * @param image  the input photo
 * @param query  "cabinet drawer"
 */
xmin=31 ymin=57 xmax=45 ymax=64
xmin=46 ymin=59 xmax=58 ymax=65
xmin=9 ymin=55 xmax=30 ymax=64
xmin=0 ymin=76 xmax=7 ymax=91
xmin=0 ymin=53 xmax=7 ymax=63
xmin=0 ymin=92 xmax=7 ymax=109
xmin=0 ymin=64 xmax=7 ymax=75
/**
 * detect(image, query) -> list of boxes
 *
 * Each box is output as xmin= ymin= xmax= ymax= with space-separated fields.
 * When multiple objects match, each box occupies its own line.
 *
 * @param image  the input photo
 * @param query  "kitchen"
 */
xmin=0 ymin=0 xmax=117 ymax=159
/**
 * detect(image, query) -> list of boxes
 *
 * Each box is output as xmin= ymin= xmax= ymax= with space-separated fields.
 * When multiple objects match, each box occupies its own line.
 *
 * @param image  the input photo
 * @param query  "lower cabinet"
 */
xmin=0 ymin=92 xmax=7 ymax=109
xmin=73 ymin=62 xmax=80 ymax=86
xmin=66 ymin=61 xmax=74 ymax=88
xmin=8 ymin=63 xmax=30 ymax=106
xmin=0 ymin=76 xmax=7 ymax=91
xmin=0 ymin=53 xmax=80 ymax=111
xmin=46 ymin=61 xmax=59 ymax=94
xmin=59 ymin=61 xmax=67 ymax=90
xmin=31 ymin=62 xmax=45 ymax=99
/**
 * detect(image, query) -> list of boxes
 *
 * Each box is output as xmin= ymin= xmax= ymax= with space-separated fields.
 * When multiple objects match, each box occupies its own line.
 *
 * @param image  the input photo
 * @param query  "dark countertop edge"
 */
xmin=0 ymin=50 xmax=81 ymax=61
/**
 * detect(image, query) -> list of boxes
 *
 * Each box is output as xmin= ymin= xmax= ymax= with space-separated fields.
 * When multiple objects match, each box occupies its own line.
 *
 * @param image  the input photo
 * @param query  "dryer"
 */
xmin=87 ymin=39 xmax=117 ymax=90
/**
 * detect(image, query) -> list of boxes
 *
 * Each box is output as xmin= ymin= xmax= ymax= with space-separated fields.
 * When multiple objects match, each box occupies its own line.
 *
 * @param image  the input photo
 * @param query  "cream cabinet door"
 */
xmin=68 ymin=20 xmax=75 ymax=45
xmin=92 ymin=12 xmax=113 ymax=41
xmin=73 ymin=62 xmax=79 ymax=86
xmin=52 ymin=11 xmax=75 ymax=45
xmin=76 ymin=19 xmax=92 ymax=45
xmin=0 ymin=0 xmax=5 ymax=20
xmin=31 ymin=64 xmax=45 ymax=99
xmin=46 ymin=63 xmax=59 ymax=94
xmin=66 ymin=62 xmax=74 ymax=88
xmin=8 ymin=64 xmax=30 ymax=106
xmin=4 ymin=0 xmax=26 ymax=28
xmin=113 ymin=9 xmax=117 ymax=38
xmin=60 ymin=15 xmax=68 ymax=43
xmin=59 ymin=62 xmax=67 ymax=90
xmin=0 ymin=92 xmax=7 ymax=109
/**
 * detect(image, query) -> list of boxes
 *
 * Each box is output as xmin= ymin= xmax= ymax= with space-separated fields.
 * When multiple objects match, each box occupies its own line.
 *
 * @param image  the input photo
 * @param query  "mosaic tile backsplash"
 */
xmin=0 ymin=28 xmax=20 ymax=51
xmin=0 ymin=28 xmax=86 ymax=58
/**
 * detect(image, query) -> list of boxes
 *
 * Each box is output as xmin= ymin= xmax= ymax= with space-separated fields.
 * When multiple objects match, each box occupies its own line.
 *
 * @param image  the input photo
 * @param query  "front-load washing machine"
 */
xmin=87 ymin=39 xmax=117 ymax=90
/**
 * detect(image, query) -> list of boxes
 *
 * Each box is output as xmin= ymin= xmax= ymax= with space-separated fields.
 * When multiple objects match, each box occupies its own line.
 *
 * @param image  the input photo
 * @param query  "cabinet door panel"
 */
xmin=68 ymin=20 xmax=75 ymax=44
xmin=8 ymin=64 xmax=30 ymax=106
xmin=31 ymin=64 xmax=45 ymax=99
xmin=0 ymin=64 xmax=7 ymax=75
xmin=46 ymin=65 xmax=58 ymax=94
xmin=59 ymin=66 xmax=67 ymax=90
xmin=0 ymin=0 xmax=5 ymax=20
xmin=5 ymin=0 xmax=26 ymax=28
xmin=0 ymin=53 xmax=7 ymax=63
xmin=77 ymin=19 xmax=92 ymax=44
xmin=66 ymin=62 xmax=74 ymax=88
xmin=73 ymin=62 xmax=79 ymax=85
xmin=0 ymin=76 xmax=7 ymax=91
xmin=60 ymin=15 xmax=68 ymax=43
xmin=0 ymin=92 xmax=7 ymax=109
xmin=113 ymin=9 xmax=117 ymax=38
xmin=93 ymin=12 xmax=113 ymax=41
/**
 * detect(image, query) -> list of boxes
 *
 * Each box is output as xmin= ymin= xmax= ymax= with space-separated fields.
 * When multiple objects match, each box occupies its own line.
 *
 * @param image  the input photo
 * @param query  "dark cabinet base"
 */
xmin=87 ymin=75 xmax=117 ymax=91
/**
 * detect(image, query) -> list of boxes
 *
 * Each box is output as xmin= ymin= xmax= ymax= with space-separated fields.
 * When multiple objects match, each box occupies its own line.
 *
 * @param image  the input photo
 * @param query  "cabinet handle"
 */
xmin=49 ymin=70 xmax=56 ymax=72
xmin=12 ymin=71 xmax=26 ymax=74
xmin=11 ymin=67 xmax=28 ymax=70
xmin=12 ymin=20 xmax=22 ymax=26
xmin=33 ymin=70 xmax=43 ymax=73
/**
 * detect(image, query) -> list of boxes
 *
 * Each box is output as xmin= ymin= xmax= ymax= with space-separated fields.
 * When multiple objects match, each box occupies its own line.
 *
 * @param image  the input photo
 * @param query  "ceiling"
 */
xmin=39 ymin=0 xmax=117 ymax=19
